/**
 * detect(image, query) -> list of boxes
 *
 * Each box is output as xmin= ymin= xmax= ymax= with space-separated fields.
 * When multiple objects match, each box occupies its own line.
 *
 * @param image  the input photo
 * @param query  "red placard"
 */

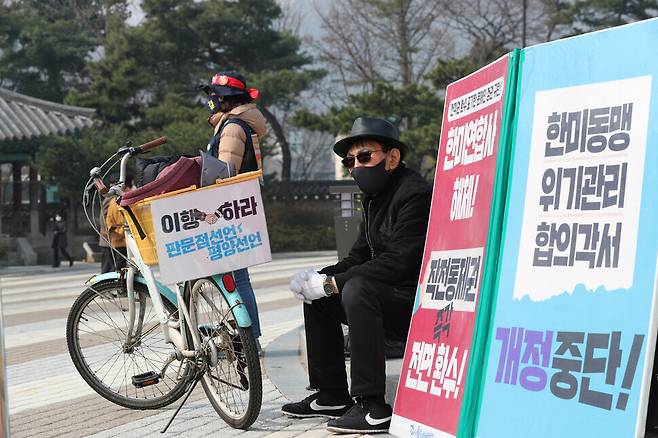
xmin=390 ymin=55 xmax=510 ymax=437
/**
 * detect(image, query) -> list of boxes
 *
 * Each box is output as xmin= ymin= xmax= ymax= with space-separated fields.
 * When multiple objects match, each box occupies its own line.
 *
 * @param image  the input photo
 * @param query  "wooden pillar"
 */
xmin=11 ymin=163 xmax=22 ymax=235
xmin=11 ymin=163 xmax=21 ymax=210
xmin=0 ymin=164 xmax=4 ymax=235
xmin=29 ymin=166 xmax=40 ymax=236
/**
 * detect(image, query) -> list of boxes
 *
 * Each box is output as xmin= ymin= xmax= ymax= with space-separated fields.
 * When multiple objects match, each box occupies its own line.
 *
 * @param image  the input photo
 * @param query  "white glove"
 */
xmin=300 ymin=269 xmax=327 ymax=301
xmin=289 ymin=270 xmax=311 ymax=304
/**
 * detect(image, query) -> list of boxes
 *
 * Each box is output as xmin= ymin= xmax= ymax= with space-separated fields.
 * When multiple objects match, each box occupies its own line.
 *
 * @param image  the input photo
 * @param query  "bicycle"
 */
xmin=65 ymin=137 xmax=262 ymax=431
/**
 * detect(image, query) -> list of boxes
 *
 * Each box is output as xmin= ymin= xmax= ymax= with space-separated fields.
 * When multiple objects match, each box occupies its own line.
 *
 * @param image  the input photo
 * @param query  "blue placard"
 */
xmin=476 ymin=19 xmax=658 ymax=438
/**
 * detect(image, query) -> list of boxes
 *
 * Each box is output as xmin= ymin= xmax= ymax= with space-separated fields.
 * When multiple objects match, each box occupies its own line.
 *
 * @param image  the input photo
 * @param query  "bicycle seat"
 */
xmin=120 ymin=156 xmax=201 ymax=207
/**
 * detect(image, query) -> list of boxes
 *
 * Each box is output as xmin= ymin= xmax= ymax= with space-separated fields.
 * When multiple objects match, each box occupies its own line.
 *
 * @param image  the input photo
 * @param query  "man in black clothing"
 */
xmin=51 ymin=212 xmax=74 ymax=268
xmin=283 ymin=117 xmax=432 ymax=434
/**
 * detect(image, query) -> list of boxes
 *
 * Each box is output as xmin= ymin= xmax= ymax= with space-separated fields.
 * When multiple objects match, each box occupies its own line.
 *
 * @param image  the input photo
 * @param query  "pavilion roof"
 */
xmin=0 ymin=87 xmax=95 ymax=141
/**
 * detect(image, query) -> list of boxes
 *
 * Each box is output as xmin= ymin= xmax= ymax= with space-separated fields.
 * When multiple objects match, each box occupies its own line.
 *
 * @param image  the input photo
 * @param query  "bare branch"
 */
xmin=310 ymin=0 xmax=450 ymax=94
xmin=274 ymin=0 xmax=303 ymax=36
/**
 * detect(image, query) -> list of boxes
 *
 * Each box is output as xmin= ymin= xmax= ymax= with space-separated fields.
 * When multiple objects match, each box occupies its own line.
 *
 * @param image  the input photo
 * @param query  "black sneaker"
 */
xmin=281 ymin=391 xmax=353 ymax=419
xmin=326 ymin=397 xmax=392 ymax=434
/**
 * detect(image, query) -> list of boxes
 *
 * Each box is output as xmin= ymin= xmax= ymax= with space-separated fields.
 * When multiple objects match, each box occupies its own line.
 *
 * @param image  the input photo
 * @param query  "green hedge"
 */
xmin=263 ymin=199 xmax=338 ymax=252
xmin=268 ymin=224 xmax=336 ymax=252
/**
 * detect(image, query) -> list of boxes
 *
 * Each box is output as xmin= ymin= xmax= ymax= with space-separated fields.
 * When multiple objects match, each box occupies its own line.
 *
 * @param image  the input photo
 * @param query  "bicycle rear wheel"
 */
xmin=66 ymin=279 xmax=192 ymax=409
xmin=188 ymin=277 xmax=262 ymax=429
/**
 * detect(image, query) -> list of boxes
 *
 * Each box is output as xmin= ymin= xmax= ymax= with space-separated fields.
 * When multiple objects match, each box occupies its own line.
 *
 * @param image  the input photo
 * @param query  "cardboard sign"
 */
xmin=150 ymin=177 xmax=271 ymax=284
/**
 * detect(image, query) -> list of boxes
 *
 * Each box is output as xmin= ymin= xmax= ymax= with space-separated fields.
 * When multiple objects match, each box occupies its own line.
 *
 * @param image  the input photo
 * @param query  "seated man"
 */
xmin=283 ymin=117 xmax=432 ymax=434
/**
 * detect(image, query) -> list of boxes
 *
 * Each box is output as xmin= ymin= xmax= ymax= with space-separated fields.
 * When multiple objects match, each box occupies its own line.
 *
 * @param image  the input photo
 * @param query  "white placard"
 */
xmin=447 ymin=77 xmax=504 ymax=122
xmin=150 ymin=178 xmax=271 ymax=284
xmin=514 ymin=76 xmax=652 ymax=301
xmin=420 ymin=247 xmax=484 ymax=312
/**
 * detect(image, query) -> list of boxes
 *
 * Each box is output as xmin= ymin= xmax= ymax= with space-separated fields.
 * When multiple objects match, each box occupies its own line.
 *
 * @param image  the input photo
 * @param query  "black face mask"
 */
xmin=206 ymin=95 xmax=221 ymax=114
xmin=350 ymin=159 xmax=391 ymax=196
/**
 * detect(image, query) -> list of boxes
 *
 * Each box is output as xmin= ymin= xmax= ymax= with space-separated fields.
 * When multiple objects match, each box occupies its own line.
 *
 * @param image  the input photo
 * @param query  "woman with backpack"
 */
xmin=201 ymin=71 xmax=268 ymax=353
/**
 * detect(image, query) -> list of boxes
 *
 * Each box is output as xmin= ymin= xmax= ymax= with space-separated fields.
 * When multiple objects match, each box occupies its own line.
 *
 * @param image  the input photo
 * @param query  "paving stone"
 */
xmin=4 ymin=254 xmax=399 ymax=438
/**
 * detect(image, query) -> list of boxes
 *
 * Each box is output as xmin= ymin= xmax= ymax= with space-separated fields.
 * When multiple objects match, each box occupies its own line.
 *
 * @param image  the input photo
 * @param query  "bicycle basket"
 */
xmin=120 ymin=170 xmax=269 ymax=274
xmin=121 ymin=185 xmax=197 ymax=265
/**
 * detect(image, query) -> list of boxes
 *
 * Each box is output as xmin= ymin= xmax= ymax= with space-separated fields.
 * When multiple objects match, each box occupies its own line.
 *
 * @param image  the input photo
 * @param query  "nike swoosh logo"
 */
xmin=365 ymin=413 xmax=392 ymax=426
xmin=310 ymin=400 xmax=348 ymax=411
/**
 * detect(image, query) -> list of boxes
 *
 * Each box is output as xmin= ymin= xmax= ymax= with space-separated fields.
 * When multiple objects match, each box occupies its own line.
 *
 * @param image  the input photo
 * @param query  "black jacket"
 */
xmin=51 ymin=219 xmax=68 ymax=249
xmin=320 ymin=164 xmax=432 ymax=296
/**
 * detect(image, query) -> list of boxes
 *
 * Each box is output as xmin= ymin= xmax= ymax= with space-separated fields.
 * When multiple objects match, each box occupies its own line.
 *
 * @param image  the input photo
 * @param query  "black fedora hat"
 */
xmin=333 ymin=117 xmax=407 ymax=158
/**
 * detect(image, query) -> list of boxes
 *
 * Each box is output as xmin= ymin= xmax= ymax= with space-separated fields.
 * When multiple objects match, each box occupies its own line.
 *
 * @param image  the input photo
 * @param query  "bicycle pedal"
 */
xmin=132 ymin=371 xmax=160 ymax=388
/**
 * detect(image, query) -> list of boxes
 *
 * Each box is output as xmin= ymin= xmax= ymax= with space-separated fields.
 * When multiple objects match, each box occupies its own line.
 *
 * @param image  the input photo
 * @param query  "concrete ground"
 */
xmin=0 ymin=252 xmax=398 ymax=438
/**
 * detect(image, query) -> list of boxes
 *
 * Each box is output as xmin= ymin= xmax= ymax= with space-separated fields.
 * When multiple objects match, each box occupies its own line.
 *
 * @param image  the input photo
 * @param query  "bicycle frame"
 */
xmin=87 ymin=149 xmax=253 ymax=362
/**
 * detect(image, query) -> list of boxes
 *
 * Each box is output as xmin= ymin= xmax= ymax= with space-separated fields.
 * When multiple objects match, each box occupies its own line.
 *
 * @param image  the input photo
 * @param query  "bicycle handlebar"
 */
xmin=136 ymin=136 xmax=167 ymax=154
xmin=116 ymin=136 xmax=168 ymax=156
xmin=89 ymin=136 xmax=167 ymax=198
xmin=93 ymin=178 xmax=108 ymax=195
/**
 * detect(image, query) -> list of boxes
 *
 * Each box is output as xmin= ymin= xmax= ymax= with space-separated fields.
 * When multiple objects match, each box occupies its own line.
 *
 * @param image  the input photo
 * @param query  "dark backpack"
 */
xmin=135 ymin=154 xmax=193 ymax=187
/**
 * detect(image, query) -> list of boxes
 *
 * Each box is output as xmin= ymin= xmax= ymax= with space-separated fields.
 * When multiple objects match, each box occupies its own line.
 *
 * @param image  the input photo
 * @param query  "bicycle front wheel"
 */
xmin=188 ymin=277 xmax=262 ymax=429
xmin=66 ymin=279 xmax=192 ymax=409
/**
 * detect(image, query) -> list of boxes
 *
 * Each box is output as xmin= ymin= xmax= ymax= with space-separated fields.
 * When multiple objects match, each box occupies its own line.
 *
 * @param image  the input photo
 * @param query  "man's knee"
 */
xmin=342 ymin=276 xmax=376 ymax=311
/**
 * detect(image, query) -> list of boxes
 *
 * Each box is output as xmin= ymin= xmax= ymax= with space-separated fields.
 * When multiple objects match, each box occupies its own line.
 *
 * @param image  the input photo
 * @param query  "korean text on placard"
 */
xmin=404 ymin=340 xmax=469 ymax=400
xmin=494 ymin=326 xmax=643 ymax=411
xmin=532 ymin=103 xmax=633 ymax=270
xmin=164 ymin=223 xmax=263 ymax=260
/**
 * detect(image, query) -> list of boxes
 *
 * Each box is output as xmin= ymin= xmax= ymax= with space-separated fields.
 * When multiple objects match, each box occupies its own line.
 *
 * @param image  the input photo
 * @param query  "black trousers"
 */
xmin=52 ymin=246 xmax=72 ymax=267
xmin=304 ymin=276 xmax=413 ymax=397
xmin=100 ymin=247 xmax=127 ymax=273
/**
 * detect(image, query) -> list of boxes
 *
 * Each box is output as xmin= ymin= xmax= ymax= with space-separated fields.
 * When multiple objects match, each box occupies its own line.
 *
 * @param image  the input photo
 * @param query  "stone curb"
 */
xmin=263 ymin=324 xmax=311 ymax=403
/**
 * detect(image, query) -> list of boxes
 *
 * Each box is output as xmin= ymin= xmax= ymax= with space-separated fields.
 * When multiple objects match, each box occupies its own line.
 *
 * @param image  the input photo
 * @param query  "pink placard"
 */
xmin=391 ymin=55 xmax=509 ymax=437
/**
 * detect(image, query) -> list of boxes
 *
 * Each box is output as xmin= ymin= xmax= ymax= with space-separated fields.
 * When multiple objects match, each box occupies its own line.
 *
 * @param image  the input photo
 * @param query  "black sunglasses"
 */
xmin=341 ymin=149 xmax=383 ymax=168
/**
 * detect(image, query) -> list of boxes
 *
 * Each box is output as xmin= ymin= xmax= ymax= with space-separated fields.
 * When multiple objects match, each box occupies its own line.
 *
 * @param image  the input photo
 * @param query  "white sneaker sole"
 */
xmin=280 ymin=409 xmax=341 ymax=419
xmin=326 ymin=425 xmax=389 ymax=434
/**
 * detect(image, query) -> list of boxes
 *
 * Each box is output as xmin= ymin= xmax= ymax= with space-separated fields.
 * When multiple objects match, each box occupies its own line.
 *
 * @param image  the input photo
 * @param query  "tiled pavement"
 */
xmin=0 ymin=252 xmax=391 ymax=437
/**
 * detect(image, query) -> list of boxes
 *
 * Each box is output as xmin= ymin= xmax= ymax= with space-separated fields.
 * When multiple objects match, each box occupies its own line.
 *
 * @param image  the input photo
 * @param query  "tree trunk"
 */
xmin=261 ymin=106 xmax=292 ymax=182
xmin=397 ymin=6 xmax=413 ymax=86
